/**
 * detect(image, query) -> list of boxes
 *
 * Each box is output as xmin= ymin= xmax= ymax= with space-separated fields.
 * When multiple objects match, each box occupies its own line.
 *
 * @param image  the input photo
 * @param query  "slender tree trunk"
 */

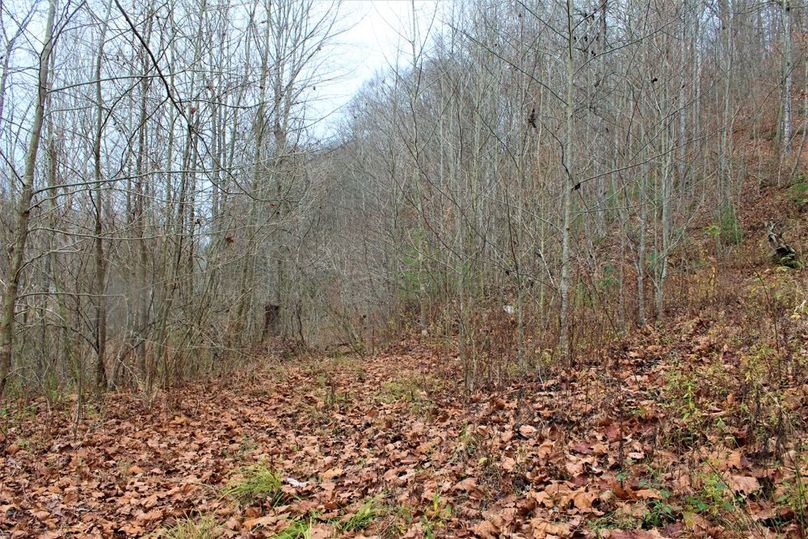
xmin=0 ymin=0 xmax=56 ymax=398
xmin=234 ymin=3 xmax=270 ymax=345
xmin=655 ymin=148 xmax=673 ymax=318
xmin=134 ymin=13 xmax=154 ymax=385
xmin=781 ymin=0 xmax=793 ymax=155
xmin=92 ymin=1 xmax=113 ymax=392
xmin=637 ymin=120 xmax=648 ymax=326
xmin=559 ymin=0 xmax=576 ymax=361
xmin=719 ymin=0 xmax=734 ymax=199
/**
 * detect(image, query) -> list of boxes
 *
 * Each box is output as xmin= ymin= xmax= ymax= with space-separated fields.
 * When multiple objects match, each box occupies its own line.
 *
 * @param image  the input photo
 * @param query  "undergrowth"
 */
xmin=272 ymin=518 xmax=311 ymax=539
xmin=223 ymin=463 xmax=284 ymax=505
xmin=160 ymin=516 xmax=220 ymax=539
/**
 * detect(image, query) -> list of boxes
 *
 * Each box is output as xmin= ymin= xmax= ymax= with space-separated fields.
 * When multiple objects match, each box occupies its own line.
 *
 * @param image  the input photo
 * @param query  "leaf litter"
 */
xmin=0 ymin=308 xmax=806 ymax=538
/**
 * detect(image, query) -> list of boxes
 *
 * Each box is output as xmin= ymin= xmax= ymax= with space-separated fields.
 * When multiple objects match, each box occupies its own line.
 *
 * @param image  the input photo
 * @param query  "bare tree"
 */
xmin=0 ymin=0 xmax=57 ymax=397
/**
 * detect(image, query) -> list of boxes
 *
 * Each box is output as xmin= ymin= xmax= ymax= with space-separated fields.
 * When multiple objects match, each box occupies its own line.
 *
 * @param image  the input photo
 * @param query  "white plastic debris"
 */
xmin=284 ymin=477 xmax=308 ymax=488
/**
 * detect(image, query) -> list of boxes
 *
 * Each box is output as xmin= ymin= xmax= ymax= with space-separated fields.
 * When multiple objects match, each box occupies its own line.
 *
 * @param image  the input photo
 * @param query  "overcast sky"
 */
xmin=311 ymin=0 xmax=441 ymax=136
xmin=4 ymin=1 xmax=444 ymax=141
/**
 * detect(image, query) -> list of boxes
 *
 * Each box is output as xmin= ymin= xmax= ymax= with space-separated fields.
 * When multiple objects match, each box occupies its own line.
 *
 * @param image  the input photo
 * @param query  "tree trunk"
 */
xmin=559 ymin=0 xmax=576 ymax=361
xmin=92 ymin=0 xmax=113 ymax=392
xmin=0 ymin=0 xmax=56 ymax=398
xmin=782 ymin=0 xmax=793 ymax=155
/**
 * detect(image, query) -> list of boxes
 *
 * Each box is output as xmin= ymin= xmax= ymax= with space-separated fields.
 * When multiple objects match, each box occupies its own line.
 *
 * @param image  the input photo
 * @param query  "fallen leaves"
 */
xmin=0 ymin=328 xmax=804 ymax=538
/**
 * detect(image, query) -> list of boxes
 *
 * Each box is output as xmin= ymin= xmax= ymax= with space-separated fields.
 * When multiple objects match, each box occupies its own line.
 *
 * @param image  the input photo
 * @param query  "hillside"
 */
xmin=1 ymin=0 xmax=807 ymax=537
xmin=1 ymin=192 xmax=806 ymax=537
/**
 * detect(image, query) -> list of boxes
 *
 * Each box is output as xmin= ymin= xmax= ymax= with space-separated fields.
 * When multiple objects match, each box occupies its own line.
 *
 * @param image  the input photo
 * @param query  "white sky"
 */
xmin=4 ymin=0 xmax=444 ymax=140
xmin=312 ymin=0 xmax=441 ymax=136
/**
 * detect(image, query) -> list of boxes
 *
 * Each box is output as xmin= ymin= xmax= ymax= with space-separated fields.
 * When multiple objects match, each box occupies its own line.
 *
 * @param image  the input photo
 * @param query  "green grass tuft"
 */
xmin=272 ymin=518 xmax=311 ymax=539
xmin=341 ymin=499 xmax=378 ymax=532
xmin=161 ymin=515 xmax=220 ymax=539
xmin=223 ymin=463 xmax=283 ymax=505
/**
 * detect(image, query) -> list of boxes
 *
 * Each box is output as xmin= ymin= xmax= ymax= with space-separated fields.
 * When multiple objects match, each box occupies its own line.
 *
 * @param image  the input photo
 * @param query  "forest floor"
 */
xmin=1 ymin=315 xmax=806 ymax=537
xmin=1 ymin=189 xmax=807 ymax=538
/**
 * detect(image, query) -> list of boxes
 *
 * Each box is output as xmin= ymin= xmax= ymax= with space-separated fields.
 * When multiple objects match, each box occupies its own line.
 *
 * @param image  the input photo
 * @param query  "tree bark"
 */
xmin=781 ymin=0 xmax=793 ymax=155
xmin=559 ymin=0 xmax=576 ymax=361
xmin=0 ymin=0 xmax=56 ymax=398
xmin=92 ymin=0 xmax=113 ymax=392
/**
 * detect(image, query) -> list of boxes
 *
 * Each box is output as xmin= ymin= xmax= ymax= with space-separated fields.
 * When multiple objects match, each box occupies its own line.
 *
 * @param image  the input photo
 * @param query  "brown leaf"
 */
xmin=33 ymin=510 xmax=51 ymax=521
xmin=570 ymin=488 xmax=596 ymax=511
xmin=119 ymin=523 xmax=144 ymax=535
xmin=571 ymin=442 xmax=592 ymax=454
xmin=453 ymin=477 xmax=478 ymax=492
xmin=727 ymin=475 xmax=760 ymax=495
xmin=519 ymin=425 xmax=538 ymax=437
xmin=321 ymin=467 xmax=343 ymax=480
xmin=609 ymin=480 xmax=636 ymax=500
xmin=320 ymin=481 xmax=336 ymax=492
xmin=537 ymin=440 xmax=555 ymax=459
xmin=244 ymin=514 xmax=278 ymax=529
xmin=603 ymin=530 xmax=665 ymax=538
xmin=565 ymin=458 xmax=584 ymax=476
xmin=473 ymin=519 xmax=499 ymax=538
xmin=591 ymin=442 xmax=609 ymax=455
xmin=635 ymin=489 xmax=662 ymax=500
xmin=136 ymin=508 xmax=164 ymax=523
xmin=726 ymin=450 xmax=744 ymax=468
xmin=309 ymin=523 xmax=336 ymax=539
xmin=531 ymin=519 xmax=571 ymax=538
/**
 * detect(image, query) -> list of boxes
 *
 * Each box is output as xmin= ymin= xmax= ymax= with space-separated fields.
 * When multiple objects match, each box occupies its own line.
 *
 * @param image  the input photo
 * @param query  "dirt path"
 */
xmin=1 ymin=347 xmax=470 ymax=537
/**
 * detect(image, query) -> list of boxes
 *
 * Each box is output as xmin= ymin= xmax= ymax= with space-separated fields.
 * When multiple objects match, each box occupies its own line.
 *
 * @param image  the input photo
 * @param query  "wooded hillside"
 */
xmin=0 ymin=0 xmax=803 ymax=395
xmin=0 ymin=0 xmax=806 ymax=537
